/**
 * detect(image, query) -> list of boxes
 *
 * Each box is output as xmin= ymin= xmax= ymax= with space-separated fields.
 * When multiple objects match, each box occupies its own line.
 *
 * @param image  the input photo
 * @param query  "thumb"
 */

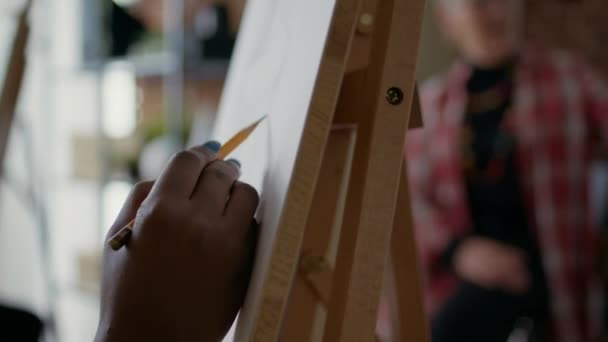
xmin=105 ymin=181 xmax=154 ymax=240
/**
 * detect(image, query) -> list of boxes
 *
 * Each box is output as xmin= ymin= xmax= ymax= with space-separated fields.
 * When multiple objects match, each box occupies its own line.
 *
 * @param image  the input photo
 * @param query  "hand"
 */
xmin=95 ymin=142 xmax=259 ymax=342
xmin=454 ymin=237 xmax=530 ymax=294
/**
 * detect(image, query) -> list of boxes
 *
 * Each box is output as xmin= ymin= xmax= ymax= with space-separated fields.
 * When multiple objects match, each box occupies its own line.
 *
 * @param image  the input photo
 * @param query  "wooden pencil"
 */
xmin=218 ymin=115 xmax=266 ymax=159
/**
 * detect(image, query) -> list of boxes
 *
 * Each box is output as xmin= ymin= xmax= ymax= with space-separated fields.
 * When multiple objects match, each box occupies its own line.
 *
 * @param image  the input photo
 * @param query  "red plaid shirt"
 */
xmin=406 ymin=48 xmax=608 ymax=341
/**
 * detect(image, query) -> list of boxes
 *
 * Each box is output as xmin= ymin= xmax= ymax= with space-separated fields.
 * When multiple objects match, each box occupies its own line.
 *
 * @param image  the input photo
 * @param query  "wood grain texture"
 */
xmin=336 ymin=0 xmax=425 ymax=339
xmin=213 ymin=0 xmax=362 ymax=340
xmin=282 ymin=127 xmax=357 ymax=342
xmin=324 ymin=70 xmax=370 ymax=342
xmin=324 ymin=0 xmax=425 ymax=341
xmin=387 ymin=162 xmax=428 ymax=342
xmin=0 ymin=3 xmax=30 ymax=175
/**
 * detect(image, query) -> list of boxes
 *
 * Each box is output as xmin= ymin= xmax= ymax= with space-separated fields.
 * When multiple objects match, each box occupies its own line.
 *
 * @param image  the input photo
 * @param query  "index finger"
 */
xmin=152 ymin=141 xmax=221 ymax=198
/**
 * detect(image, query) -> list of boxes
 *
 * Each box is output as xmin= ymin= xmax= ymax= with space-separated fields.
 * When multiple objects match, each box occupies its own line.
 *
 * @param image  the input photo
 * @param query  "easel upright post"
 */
xmin=386 ymin=160 xmax=429 ymax=342
xmin=325 ymin=0 xmax=426 ymax=340
xmin=280 ymin=0 xmax=428 ymax=341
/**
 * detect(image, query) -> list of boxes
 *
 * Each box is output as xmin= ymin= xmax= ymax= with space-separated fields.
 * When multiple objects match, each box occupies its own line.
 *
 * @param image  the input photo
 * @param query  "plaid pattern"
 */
xmin=406 ymin=48 xmax=608 ymax=342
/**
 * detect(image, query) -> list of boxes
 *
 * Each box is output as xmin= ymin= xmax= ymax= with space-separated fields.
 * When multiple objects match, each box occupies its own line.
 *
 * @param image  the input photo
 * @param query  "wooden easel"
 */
xmin=237 ymin=0 xmax=428 ymax=341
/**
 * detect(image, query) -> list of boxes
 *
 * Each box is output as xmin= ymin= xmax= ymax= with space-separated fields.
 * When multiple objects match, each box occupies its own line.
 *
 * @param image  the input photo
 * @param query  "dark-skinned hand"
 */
xmin=95 ymin=142 xmax=259 ymax=342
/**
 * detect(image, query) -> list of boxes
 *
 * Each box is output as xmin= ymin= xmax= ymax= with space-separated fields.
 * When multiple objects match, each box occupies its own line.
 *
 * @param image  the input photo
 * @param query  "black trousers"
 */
xmin=0 ymin=305 xmax=43 ymax=342
xmin=432 ymin=281 xmax=548 ymax=342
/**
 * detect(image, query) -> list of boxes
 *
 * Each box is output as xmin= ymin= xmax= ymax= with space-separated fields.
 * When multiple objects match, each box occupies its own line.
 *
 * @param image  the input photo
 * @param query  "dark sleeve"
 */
xmin=440 ymin=234 xmax=473 ymax=270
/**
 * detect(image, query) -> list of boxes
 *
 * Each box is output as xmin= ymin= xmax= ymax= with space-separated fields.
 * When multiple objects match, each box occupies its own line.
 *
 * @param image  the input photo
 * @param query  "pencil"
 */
xmin=218 ymin=116 xmax=266 ymax=159
xmin=107 ymin=116 xmax=266 ymax=251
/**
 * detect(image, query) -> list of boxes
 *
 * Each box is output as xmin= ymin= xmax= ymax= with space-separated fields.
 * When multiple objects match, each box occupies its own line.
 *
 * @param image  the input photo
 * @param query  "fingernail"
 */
xmin=202 ymin=140 xmax=221 ymax=153
xmin=226 ymin=159 xmax=241 ymax=168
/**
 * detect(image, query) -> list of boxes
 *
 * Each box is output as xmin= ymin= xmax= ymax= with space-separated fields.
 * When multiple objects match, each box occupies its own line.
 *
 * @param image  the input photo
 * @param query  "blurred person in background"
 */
xmin=407 ymin=0 xmax=608 ymax=341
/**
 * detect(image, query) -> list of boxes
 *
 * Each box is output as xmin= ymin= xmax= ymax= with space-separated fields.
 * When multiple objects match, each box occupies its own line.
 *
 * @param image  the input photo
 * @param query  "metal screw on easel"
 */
xmin=386 ymin=87 xmax=404 ymax=105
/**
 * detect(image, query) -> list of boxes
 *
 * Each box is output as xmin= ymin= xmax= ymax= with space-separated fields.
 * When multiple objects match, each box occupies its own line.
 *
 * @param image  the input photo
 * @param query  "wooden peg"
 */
xmin=357 ymin=13 xmax=375 ymax=35
xmin=299 ymin=254 xmax=333 ymax=305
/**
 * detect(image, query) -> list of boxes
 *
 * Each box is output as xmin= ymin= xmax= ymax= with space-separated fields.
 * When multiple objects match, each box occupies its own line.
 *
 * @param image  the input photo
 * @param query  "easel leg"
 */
xmin=385 ymin=160 xmax=428 ymax=342
xmin=282 ymin=127 xmax=357 ymax=342
xmin=324 ymin=0 xmax=425 ymax=340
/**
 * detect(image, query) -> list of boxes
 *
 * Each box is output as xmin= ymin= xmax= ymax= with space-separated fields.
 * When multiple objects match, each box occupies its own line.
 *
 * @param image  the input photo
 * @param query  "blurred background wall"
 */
xmin=527 ymin=0 xmax=608 ymax=75
xmin=416 ymin=0 xmax=608 ymax=81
